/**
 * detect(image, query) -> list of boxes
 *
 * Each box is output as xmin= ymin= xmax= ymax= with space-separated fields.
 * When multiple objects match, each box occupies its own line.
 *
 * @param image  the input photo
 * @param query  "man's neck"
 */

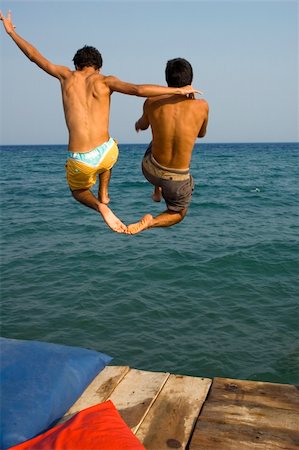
xmin=77 ymin=66 xmax=99 ymax=75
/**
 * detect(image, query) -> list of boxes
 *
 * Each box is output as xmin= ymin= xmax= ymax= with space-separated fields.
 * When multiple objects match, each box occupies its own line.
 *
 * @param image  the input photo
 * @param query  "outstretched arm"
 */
xmin=105 ymin=76 xmax=202 ymax=97
xmin=0 ymin=10 xmax=70 ymax=80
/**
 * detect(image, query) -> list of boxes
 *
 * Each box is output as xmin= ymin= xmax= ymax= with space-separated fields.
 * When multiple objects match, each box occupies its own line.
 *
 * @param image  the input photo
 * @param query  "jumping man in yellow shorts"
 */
xmin=0 ymin=11 xmax=198 ymax=233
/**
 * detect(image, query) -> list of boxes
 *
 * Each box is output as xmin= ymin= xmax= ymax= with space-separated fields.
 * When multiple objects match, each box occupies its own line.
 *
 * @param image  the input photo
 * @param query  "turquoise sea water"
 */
xmin=1 ymin=143 xmax=298 ymax=384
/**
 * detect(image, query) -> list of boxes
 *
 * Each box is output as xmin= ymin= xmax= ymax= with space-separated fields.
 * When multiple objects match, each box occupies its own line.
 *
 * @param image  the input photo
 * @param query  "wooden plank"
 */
xmin=203 ymin=376 xmax=299 ymax=411
xmin=108 ymin=368 xmax=170 ymax=431
xmin=59 ymin=365 xmax=130 ymax=423
xmin=189 ymin=377 xmax=299 ymax=450
xmin=135 ymin=374 xmax=211 ymax=450
xmin=189 ymin=421 xmax=299 ymax=450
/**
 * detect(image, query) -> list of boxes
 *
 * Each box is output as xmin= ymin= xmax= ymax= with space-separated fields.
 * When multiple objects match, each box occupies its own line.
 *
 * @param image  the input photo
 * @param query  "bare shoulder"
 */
xmin=92 ymin=73 xmax=110 ymax=92
xmin=60 ymin=68 xmax=78 ymax=84
xmin=192 ymin=98 xmax=209 ymax=115
xmin=103 ymin=75 xmax=119 ymax=88
xmin=144 ymin=97 xmax=157 ymax=107
xmin=195 ymin=98 xmax=209 ymax=108
xmin=103 ymin=74 xmax=117 ymax=82
xmin=64 ymin=69 xmax=78 ymax=79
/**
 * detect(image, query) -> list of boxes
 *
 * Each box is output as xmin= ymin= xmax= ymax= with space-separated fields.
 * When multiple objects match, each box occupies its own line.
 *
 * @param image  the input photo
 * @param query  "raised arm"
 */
xmin=0 ymin=10 xmax=70 ymax=80
xmin=105 ymin=76 xmax=201 ymax=97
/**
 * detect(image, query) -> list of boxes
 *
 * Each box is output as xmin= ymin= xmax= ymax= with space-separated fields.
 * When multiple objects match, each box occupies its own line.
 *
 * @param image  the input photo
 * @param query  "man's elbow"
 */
xmin=124 ymin=85 xmax=143 ymax=96
xmin=198 ymin=129 xmax=207 ymax=138
xmin=134 ymin=86 xmax=144 ymax=97
xmin=27 ymin=48 xmax=40 ymax=64
xmin=25 ymin=49 xmax=34 ymax=61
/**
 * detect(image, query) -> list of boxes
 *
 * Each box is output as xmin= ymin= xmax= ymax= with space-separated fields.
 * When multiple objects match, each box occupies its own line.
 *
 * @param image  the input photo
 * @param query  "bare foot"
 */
xmin=98 ymin=204 xmax=127 ymax=233
xmin=98 ymin=192 xmax=110 ymax=205
xmin=127 ymin=214 xmax=153 ymax=235
xmin=152 ymin=187 xmax=162 ymax=202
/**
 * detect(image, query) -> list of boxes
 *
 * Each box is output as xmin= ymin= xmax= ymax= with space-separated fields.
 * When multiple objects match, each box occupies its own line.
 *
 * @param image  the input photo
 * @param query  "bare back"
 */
xmin=145 ymin=95 xmax=209 ymax=169
xmin=60 ymin=69 xmax=111 ymax=152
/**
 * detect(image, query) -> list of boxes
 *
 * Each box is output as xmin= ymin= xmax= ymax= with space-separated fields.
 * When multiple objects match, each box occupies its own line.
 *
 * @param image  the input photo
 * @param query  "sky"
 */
xmin=0 ymin=0 xmax=298 ymax=145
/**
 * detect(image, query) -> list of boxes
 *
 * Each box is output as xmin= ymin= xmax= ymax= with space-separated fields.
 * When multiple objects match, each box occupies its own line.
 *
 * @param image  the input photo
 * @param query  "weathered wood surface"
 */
xmin=135 ymin=373 xmax=211 ymax=450
xmin=60 ymin=367 xmax=299 ymax=450
xmin=189 ymin=377 xmax=299 ymax=450
xmin=60 ymin=366 xmax=211 ymax=448
xmin=60 ymin=365 xmax=130 ymax=423
xmin=109 ymin=368 xmax=170 ymax=431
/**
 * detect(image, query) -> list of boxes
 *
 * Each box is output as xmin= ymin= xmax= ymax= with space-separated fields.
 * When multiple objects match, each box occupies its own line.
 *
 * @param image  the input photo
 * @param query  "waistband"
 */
xmin=67 ymin=137 xmax=115 ymax=159
xmin=143 ymin=150 xmax=190 ymax=181
xmin=150 ymin=153 xmax=189 ymax=175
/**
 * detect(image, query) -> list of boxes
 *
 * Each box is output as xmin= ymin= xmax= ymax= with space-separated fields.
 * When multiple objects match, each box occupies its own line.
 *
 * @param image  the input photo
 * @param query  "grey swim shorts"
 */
xmin=142 ymin=146 xmax=194 ymax=212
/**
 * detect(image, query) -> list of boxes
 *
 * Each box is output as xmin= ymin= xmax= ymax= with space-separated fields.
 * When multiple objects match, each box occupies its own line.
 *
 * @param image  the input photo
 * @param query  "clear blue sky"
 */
xmin=0 ymin=0 xmax=298 ymax=145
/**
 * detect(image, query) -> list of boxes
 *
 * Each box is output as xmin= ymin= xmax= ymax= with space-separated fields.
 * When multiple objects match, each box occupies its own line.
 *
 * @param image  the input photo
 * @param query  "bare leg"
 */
xmin=98 ymin=170 xmax=111 ymax=204
xmin=127 ymin=208 xmax=187 ymax=235
xmin=152 ymin=186 xmax=162 ymax=202
xmin=72 ymin=188 xmax=127 ymax=233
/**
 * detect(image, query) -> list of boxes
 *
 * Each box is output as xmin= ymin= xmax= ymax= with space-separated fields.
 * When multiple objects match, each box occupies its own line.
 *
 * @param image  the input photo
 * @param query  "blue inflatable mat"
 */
xmin=0 ymin=337 xmax=112 ymax=449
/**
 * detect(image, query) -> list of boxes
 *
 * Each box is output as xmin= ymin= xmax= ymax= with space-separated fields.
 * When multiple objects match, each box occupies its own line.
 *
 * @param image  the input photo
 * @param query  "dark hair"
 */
xmin=73 ymin=45 xmax=103 ymax=70
xmin=165 ymin=58 xmax=193 ymax=87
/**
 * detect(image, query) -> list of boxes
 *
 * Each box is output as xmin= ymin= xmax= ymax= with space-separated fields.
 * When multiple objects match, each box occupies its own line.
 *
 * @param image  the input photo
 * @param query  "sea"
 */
xmin=1 ymin=142 xmax=298 ymax=384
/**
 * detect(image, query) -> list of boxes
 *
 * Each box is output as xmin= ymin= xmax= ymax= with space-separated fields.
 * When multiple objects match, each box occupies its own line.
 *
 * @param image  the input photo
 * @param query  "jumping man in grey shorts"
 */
xmin=127 ymin=58 xmax=209 ymax=235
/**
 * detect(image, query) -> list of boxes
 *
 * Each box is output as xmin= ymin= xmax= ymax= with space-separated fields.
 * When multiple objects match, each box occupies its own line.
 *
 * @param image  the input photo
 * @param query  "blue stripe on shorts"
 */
xmin=67 ymin=138 xmax=114 ymax=167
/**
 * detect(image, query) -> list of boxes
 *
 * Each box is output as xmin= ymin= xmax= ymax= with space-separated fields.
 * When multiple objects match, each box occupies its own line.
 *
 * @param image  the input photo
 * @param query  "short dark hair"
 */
xmin=165 ymin=58 xmax=193 ymax=87
xmin=73 ymin=45 xmax=103 ymax=70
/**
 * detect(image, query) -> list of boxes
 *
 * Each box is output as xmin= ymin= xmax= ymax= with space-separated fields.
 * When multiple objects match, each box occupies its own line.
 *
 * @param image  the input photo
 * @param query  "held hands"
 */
xmin=0 ymin=10 xmax=16 ymax=34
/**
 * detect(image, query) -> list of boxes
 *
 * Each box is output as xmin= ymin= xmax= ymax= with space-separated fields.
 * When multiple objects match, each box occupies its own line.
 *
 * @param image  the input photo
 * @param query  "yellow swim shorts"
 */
xmin=65 ymin=138 xmax=119 ymax=191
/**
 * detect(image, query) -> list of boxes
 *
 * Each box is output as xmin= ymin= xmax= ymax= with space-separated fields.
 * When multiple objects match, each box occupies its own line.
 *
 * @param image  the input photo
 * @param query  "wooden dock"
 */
xmin=61 ymin=366 xmax=299 ymax=449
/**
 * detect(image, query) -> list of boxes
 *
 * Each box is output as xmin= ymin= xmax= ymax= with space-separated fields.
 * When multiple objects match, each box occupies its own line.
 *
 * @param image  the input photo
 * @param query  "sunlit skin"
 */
xmin=0 ymin=10 xmax=200 ymax=233
xmin=127 ymin=91 xmax=209 ymax=234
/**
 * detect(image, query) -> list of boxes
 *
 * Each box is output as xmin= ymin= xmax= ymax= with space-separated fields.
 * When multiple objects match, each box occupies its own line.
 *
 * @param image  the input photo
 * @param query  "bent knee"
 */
xmin=178 ymin=208 xmax=188 ymax=221
xmin=71 ymin=189 xmax=80 ymax=199
xmin=167 ymin=208 xmax=188 ymax=222
xmin=71 ymin=188 xmax=88 ymax=200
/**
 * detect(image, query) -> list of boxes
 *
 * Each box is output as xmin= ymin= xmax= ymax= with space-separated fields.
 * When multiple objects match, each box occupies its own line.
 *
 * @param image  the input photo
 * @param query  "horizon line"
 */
xmin=0 ymin=141 xmax=298 ymax=147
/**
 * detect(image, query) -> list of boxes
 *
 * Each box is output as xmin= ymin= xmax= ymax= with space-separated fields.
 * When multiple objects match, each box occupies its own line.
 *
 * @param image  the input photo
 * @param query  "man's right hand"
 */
xmin=0 ymin=10 xmax=16 ymax=35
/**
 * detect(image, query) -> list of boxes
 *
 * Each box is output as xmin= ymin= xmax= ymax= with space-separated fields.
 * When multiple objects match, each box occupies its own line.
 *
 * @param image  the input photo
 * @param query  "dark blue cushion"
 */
xmin=0 ymin=337 xmax=112 ymax=449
